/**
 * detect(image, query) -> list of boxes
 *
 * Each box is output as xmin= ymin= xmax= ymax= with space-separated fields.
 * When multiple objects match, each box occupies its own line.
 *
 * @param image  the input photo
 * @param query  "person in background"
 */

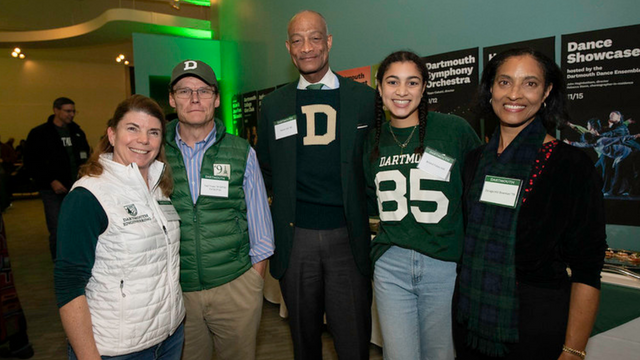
xmin=55 ymin=95 xmax=184 ymax=359
xmin=257 ymin=10 xmax=374 ymax=359
xmin=364 ymin=50 xmax=480 ymax=360
xmin=25 ymin=97 xmax=90 ymax=261
xmin=453 ymin=48 xmax=607 ymax=360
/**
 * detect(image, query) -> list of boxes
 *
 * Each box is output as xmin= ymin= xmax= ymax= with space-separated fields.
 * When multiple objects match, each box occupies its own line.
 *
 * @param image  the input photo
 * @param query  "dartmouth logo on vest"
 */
xmin=124 ymin=204 xmax=137 ymax=216
xmin=122 ymin=204 xmax=151 ymax=226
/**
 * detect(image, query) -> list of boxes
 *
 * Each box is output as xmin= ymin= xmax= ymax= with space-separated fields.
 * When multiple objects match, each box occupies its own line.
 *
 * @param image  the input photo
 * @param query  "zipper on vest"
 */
xmin=194 ymin=205 xmax=205 ymax=289
xmin=120 ymin=280 xmax=126 ymax=298
xmin=163 ymin=225 xmax=169 ymax=243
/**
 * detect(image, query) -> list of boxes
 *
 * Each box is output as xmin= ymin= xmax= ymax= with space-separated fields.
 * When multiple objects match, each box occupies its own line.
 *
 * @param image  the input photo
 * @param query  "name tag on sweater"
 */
xmin=274 ymin=115 xmax=297 ymax=140
xmin=480 ymin=175 xmax=522 ymax=208
xmin=417 ymin=147 xmax=454 ymax=181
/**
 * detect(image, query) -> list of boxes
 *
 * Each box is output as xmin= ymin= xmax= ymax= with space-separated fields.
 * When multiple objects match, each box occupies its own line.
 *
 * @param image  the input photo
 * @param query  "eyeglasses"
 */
xmin=173 ymin=87 xmax=216 ymax=99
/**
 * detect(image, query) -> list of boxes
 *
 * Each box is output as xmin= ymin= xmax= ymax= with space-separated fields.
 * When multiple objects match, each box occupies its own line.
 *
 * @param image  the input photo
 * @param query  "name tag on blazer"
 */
xmin=275 ymin=115 xmax=297 ymax=140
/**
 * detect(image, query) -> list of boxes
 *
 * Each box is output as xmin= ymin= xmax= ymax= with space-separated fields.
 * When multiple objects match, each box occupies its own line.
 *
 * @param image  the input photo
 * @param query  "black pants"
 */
xmin=280 ymin=227 xmax=372 ymax=360
xmin=453 ymin=281 xmax=570 ymax=360
xmin=40 ymin=189 xmax=66 ymax=261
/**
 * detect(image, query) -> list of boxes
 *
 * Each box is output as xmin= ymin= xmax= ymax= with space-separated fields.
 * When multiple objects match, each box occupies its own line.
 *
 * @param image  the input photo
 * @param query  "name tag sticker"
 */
xmin=274 ymin=115 xmax=297 ymax=140
xmin=417 ymin=147 xmax=455 ymax=181
xmin=201 ymin=177 xmax=229 ymax=198
xmin=79 ymin=151 xmax=88 ymax=160
xmin=479 ymin=175 xmax=522 ymax=208
xmin=158 ymin=201 xmax=181 ymax=221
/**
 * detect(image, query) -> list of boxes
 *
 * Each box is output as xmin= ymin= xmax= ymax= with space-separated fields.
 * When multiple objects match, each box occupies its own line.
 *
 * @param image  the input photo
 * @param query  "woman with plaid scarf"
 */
xmin=453 ymin=49 xmax=607 ymax=360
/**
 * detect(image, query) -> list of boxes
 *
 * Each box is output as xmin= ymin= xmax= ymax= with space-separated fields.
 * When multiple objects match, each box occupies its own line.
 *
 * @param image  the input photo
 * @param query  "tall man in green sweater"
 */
xmin=257 ymin=10 xmax=374 ymax=360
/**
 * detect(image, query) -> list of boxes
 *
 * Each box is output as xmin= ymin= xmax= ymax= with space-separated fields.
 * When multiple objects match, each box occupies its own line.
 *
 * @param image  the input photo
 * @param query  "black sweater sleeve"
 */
xmin=54 ymin=187 xmax=108 ymax=308
xmin=516 ymin=143 xmax=607 ymax=289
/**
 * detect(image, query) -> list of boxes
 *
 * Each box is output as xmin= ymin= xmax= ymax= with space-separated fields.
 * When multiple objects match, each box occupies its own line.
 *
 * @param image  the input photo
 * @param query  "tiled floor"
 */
xmin=3 ymin=198 xmax=382 ymax=359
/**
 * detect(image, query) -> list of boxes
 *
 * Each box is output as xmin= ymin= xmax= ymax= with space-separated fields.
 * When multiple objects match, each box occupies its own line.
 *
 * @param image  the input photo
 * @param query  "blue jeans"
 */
xmin=374 ymin=246 xmax=456 ymax=360
xmin=68 ymin=323 xmax=184 ymax=360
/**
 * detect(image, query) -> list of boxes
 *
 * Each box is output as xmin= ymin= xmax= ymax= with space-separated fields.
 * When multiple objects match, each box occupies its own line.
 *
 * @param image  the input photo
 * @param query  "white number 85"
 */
xmin=374 ymin=169 xmax=449 ymax=224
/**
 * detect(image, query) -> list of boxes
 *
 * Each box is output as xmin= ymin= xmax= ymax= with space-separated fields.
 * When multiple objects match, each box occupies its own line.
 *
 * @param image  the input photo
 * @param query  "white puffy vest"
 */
xmin=72 ymin=154 xmax=184 ymax=356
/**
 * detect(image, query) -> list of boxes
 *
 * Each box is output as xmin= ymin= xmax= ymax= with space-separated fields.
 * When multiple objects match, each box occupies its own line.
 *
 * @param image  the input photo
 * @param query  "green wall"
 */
xmin=218 ymin=0 xmax=640 ymax=248
xmin=132 ymin=33 xmax=224 ymax=124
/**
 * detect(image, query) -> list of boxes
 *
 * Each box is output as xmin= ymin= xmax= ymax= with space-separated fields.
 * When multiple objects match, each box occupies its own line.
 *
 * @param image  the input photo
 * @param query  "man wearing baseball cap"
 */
xmin=164 ymin=59 xmax=274 ymax=360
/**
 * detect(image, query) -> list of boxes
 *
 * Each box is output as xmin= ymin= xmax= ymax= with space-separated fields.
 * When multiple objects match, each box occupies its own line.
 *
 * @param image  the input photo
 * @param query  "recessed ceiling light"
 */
xmin=11 ymin=52 xmax=18 ymax=58
xmin=124 ymin=60 xmax=130 ymax=65
xmin=19 ymin=53 xmax=25 ymax=59
xmin=116 ymin=57 xmax=122 ymax=62
xmin=14 ymin=47 xmax=21 ymax=54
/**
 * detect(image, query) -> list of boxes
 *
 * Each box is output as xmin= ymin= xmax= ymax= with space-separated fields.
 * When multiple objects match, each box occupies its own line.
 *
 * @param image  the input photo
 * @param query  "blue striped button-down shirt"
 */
xmin=175 ymin=123 xmax=275 ymax=263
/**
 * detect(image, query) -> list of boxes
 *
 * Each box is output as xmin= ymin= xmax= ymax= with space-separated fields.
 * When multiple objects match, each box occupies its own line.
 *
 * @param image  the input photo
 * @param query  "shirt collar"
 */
xmin=175 ymin=122 xmax=217 ymax=148
xmin=297 ymin=68 xmax=340 ymax=90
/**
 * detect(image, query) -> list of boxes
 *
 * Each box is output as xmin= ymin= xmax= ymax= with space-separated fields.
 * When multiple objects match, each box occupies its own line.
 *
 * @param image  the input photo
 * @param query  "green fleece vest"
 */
xmin=165 ymin=118 xmax=251 ymax=292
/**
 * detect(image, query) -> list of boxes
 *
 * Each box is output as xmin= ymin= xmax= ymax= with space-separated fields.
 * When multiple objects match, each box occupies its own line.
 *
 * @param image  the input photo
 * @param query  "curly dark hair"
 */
xmin=370 ymin=50 xmax=429 ymax=161
xmin=476 ymin=48 xmax=569 ymax=134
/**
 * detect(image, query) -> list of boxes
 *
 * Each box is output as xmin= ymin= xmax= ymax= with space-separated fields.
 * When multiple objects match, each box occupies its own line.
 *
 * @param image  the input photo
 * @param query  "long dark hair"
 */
xmin=79 ymin=94 xmax=173 ymax=196
xmin=370 ymin=50 xmax=429 ymax=161
xmin=476 ymin=48 xmax=569 ymax=133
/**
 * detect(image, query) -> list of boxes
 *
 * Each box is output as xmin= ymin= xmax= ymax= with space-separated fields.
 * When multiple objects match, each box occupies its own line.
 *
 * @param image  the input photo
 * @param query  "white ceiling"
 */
xmin=1 ymin=0 xmax=212 ymax=63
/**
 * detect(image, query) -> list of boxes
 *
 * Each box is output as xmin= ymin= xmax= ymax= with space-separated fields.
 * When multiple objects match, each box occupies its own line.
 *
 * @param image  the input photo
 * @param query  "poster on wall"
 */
xmin=231 ymin=94 xmax=243 ymax=136
xmin=336 ymin=65 xmax=372 ymax=87
xmin=254 ymin=87 xmax=275 ymax=147
xmin=422 ymin=48 xmax=480 ymax=134
xmin=242 ymin=91 xmax=258 ymax=146
xmin=482 ymin=37 xmax=556 ymax=140
xmin=560 ymin=24 xmax=640 ymax=225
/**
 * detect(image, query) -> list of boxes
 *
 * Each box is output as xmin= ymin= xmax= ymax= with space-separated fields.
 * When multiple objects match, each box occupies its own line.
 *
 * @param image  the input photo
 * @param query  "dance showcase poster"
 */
xmin=482 ymin=37 xmax=555 ymax=140
xmin=336 ymin=65 xmax=372 ymax=87
xmin=422 ymin=48 xmax=480 ymax=134
xmin=242 ymin=91 xmax=258 ymax=145
xmin=560 ymin=25 xmax=640 ymax=225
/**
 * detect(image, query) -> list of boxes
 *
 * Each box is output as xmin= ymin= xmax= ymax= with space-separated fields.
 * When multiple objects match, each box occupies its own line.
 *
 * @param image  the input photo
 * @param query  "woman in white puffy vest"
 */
xmin=55 ymin=95 xmax=185 ymax=359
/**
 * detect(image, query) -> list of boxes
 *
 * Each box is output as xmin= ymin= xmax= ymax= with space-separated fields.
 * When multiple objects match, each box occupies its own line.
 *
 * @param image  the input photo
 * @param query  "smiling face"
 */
xmin=107 ymin=110 xmax=163 ymax=180
xmin=378 ymin=61 xmax=426 ymax=128
xmin=286 ymin=11 xmax=333 ymax=83
xmin=491 ymin=55 xmax=552 ymax=130
xmin=169 ymin=76 xmax=219 ymax=130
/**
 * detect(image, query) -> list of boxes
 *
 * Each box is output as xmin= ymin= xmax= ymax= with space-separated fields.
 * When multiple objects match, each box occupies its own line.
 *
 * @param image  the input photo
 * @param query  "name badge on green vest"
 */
xmin=157 ymin=200 xmax=181 ymax=221
xmin=201 ymin=164 xmax=231 ymax=198
xmin=479 ymin=175 xmax=522 ymax=208
xmin=417 ymin=147 xmax=455 ymax=181
xmin=274 ymin=115 xmax=297 ymax=140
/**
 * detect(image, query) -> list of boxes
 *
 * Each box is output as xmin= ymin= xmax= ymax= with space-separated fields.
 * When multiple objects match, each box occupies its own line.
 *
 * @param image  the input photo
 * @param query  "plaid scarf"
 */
xmin=457 ymin=118 xmax=547 ymax=356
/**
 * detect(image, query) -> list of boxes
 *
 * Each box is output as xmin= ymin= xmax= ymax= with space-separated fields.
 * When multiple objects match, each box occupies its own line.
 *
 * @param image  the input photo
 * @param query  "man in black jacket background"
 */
xmin=25 ymin=97 xmax=90 ymax=261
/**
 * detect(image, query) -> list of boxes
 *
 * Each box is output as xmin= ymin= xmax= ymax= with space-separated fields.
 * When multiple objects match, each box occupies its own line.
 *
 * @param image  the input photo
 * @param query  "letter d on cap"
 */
xmin=184 ymin=60 xmax=197 ymax=70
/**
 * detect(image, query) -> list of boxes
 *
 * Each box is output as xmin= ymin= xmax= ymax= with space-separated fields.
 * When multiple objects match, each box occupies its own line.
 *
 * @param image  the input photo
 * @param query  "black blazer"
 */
xmin=257 ymin=75 xmax=376 ymax=279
